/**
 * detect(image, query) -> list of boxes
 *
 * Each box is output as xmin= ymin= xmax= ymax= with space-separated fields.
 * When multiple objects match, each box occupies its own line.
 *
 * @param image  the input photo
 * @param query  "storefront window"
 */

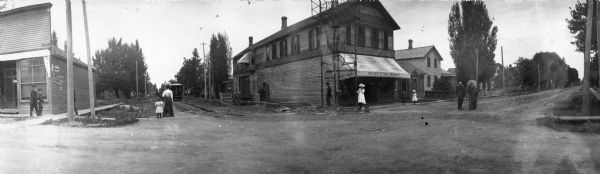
xmin=19 ymin=57 xmax=47 ymax=101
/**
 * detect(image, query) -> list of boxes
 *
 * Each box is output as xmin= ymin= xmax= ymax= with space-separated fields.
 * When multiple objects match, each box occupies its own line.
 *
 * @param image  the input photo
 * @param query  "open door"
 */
xmin=2 ymin=65 xmax=18 ymax=109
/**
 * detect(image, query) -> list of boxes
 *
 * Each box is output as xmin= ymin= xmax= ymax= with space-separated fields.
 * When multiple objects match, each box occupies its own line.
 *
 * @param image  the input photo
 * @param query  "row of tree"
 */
xmin=492 ymin=52 xmax=580 ymax=92
xmin=93 ymin=38 xmax=150 ymax=98
xmin=174 ymin=33 xmax=232 ymax=97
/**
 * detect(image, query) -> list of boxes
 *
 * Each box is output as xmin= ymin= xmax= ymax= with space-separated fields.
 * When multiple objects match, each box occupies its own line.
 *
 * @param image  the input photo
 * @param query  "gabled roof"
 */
xmin=0 ymin=3 xmax=52 ymax=16
xmin=396 ymin=61 xmax=427 ymax=75
xmin=234 ymin=0 xmax=400 ymax=60
xmin=394 ymin=46 xmax=436 ymax=60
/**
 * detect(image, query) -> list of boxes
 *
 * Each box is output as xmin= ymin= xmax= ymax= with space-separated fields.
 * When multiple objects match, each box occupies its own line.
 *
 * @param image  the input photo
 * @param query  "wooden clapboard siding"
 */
xmin=0 ymin=5 xmax=51 ymax=54
xmin=256 ymin=57 xmax=321 ymax=103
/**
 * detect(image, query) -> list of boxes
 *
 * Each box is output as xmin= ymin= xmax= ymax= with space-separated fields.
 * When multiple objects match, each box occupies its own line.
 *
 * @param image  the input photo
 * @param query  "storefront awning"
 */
xmin=337 ymin=53 xmax=410 ymax=79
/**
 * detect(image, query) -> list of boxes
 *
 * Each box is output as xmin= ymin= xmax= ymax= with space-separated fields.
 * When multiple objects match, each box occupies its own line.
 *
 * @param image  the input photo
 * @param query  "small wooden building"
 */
xmin=395 ymin=41 xmax=454 ymax=98
xmin=0 ymin=3 xmax=94 ymax=114
xmin=233 ymin=0 xmax=409 ymax=105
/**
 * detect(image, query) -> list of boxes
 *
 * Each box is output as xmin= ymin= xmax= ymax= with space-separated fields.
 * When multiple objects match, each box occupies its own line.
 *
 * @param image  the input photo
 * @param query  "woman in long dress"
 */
xmin=357 ymin=83 xmax=366 ymax=112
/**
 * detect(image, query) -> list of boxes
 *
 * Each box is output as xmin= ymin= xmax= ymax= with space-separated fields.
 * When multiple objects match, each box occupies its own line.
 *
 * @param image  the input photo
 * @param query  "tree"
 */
xmin=567 ymin=1 xmax=599 ymax=87
xmin=208 ymin=33 xmax=232 ymax=95
xmin=568 ymin=67 xmax=581 ymax=87
xmin=51 ymin=31 xmax=58 ymax=46
xmin=448 ymin=0 xmax=498 ymax=87
xmin=515 ymin=57 xmax=537 ymax=90
xmin=432 ymin=76 xmax=453 ymax=92
xmin=531 ymin=52 xmax=569 ymax=89
xmin=175 ymin=48 xmax=204 ymax=96
xmin=93 ymin=37 xmax=149 ymax=98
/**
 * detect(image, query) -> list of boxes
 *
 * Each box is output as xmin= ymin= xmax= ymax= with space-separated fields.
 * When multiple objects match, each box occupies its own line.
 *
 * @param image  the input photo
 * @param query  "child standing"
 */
xmin=155 ymin=99 xmax=164 ymax=118
xmin=411 ymin=89 xmax=418 ymax=105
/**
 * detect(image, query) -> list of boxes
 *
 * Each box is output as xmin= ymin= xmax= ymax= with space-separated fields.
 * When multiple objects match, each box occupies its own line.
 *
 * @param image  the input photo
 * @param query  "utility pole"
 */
xmin=65 ymin=0 xmax=75 ymax=121
xmin=82 ymin=0 xmax=95 ymax=118
xmin=201 ymin=42 xmax=207 ymax=99
xmin=597 ymin=0 xmax=600 ymax=91
xmin=583 ymin=0 xmax=593 ymax=115
xmin=501 ymin=46 xmax=505 ymax=95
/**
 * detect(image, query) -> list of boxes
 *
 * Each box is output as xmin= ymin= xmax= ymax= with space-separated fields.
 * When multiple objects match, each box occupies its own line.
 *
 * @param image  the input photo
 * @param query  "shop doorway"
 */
xmin=1 ymin=61 xmax=18 ymax=109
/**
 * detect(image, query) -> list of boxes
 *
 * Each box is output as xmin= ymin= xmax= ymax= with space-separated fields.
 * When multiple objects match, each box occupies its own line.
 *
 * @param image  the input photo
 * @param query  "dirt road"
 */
xmin=0 ymin=87 xmax=598 ymax=174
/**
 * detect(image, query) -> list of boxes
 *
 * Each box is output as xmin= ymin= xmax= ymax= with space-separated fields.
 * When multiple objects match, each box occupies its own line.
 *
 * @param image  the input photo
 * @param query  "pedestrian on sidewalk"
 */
xmin=357 ymin=83 xmax=366 ymax=112
xmin=155 ymin=98 xmax=164 ymax=118
xmin=29 ymin=85 xmax=39 ymax=117
xmin=162 ymin=83 xmax=174 ymax=117
xmin=411 ymin=89 xmax=418 ymax=105
xmin=456 ymin=82 xmax=465 ymax=110
xmin=400 ymin=90 xmax=406 ymax=105
xmin=467 ymin=80 xmax=478 ymax=110
xmin=36 ymin=87 xmax=44 ymax=116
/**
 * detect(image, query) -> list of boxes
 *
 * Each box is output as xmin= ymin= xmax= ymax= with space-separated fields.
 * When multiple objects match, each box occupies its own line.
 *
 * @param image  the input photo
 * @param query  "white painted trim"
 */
xmin=0 ymin=49 xmax=50 ymax=61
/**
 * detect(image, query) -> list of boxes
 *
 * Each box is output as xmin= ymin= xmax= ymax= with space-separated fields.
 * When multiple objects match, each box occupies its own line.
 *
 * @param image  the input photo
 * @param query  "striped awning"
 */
xmin=337 ymin=53 xmax=410 ymax=79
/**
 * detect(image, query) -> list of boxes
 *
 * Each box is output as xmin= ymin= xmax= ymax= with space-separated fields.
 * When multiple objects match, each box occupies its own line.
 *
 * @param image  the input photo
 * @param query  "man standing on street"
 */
xmin=162 ymin=83 xmax=174 ymax=117
xmin=29 ymin=85 xmax=39 ymax=117
xmin=456 ymin=82 xmax=465 ymax=110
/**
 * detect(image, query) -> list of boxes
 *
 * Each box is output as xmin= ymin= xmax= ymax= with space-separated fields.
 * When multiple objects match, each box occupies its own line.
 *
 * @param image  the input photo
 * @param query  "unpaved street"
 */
xmin=1 ymin=87 xmax=599 ymax=174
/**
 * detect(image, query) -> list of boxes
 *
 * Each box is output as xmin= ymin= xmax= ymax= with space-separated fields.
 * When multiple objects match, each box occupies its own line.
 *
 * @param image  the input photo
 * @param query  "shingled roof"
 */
xmin=394 ymin=46 xmax=436 ymax=60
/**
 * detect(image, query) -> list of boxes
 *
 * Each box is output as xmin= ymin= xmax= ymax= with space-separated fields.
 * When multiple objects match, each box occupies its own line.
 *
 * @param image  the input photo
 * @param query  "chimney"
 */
xmin=249 ymin=36 xmax=253 ymax=47
xmin=281 ymin=16 xmax=288 ymax=30
xmin=408 ymin=39 xmax=413 ymax=49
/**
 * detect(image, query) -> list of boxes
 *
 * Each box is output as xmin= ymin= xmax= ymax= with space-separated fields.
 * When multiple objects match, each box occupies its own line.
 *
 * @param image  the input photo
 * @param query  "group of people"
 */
xmin=29 ymin=85 xmax=44 ymax=117
xmin=455 ymin=80 xmax=479 ymax=110
xmin=355 ymin=83 xmax=419 ymax=112
xmin=155 ymin=82 xmax=175 ymax=118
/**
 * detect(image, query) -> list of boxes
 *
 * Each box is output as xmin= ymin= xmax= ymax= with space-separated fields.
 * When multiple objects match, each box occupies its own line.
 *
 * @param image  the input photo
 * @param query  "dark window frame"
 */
xmin=357 ymin=24 xmax=365 ymax=47
xmin=383 ymin=30 xmax=389 ymax=50
xmin=371 ymin=28 xmax=379 ymax=49
xmin=346 ymin=24 xmax=352 ymax=45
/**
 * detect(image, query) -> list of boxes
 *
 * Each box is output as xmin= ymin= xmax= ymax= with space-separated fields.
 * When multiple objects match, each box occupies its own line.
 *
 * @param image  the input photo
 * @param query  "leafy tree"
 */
xmin=448 ymin=0 xmax=498 ymax=88
xmin=515 ymin=57 xmax=537 ymax=90
xmin=93 ymin=37 xmax=148 ymax=98
xmin=568 ymin=67 xmax=581 ymax=87
xmin=208 ymin=33 xmax=232 ymax=95
xmin=567 ymin=1 xmax=599 ymax=87
xmin=432 ymin=76 xmax=453 ymax=92
xmin=531 ymin=52 xmax=569 ymax=89
xmin=51 ymin=31 xmax=58 ymax=46
xmin=175 ymin=48 xmax=204 ymax=96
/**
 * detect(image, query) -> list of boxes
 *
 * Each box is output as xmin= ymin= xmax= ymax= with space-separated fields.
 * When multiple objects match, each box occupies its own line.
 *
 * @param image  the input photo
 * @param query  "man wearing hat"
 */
xmin=456 ymin=82 xmax=465 ymax=110
xmin=357 ymin=83 xmax=366 ymax=112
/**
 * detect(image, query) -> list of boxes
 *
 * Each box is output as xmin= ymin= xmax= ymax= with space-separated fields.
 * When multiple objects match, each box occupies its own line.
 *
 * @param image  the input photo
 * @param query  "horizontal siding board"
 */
xmin=0 ymin=8 xmax=51 ymax=54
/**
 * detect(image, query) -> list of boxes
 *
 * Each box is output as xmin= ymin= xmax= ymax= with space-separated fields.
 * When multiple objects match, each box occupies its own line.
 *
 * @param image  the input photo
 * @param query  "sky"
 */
xmin=6 ymin=0 xmax=585 ymax=85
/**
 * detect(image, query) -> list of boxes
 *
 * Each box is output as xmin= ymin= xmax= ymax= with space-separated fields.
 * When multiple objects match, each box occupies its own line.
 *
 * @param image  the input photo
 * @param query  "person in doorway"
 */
xmin=155 ymin=98 xmax=164 ymax=118
xmin=357 ymin=83 xmax=366 ymax=112
xmin=162 ymin=83 xmax=174 ymax=117
xmin=37 ymin=87 xmax=44 ymax=116
xmin=411 ymin=89 xmax=418 ymax=105
xmin=456 ymin=82 xmax=465 ymax=110
xmin=29 ymin=85 xmax=39 ymax=117
xmin=326 ymin=82 xmax=332 ymax=106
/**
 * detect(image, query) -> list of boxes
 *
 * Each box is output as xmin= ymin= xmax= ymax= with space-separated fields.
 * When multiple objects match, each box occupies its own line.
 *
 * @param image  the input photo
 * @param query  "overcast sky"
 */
xmin=8 ymin=0 xmax=585 ymax=84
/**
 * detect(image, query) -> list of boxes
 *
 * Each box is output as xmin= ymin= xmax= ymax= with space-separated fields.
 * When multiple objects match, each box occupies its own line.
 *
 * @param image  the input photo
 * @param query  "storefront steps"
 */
xmin=0 ymin=103 xmax=121 ymax=129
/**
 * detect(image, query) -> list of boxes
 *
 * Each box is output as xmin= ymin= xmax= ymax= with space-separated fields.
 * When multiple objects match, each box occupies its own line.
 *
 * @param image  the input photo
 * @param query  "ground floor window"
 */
xmin=19 ymin=57 xmax=47 ymax=102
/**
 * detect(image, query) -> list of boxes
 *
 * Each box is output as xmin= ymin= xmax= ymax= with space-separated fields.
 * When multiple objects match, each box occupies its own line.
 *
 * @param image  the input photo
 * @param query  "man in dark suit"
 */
xmin=456 ymin=82 xmax=465 ymax=110
xmin=326 ymin=83 xmax=332 ymax=106
xmin=30 ymin=85 xmax=39 ymax=117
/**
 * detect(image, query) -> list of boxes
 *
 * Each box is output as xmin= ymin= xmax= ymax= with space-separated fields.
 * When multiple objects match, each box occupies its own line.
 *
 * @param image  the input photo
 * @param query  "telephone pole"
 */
xmin=201 ymin=42 xmax=207 ymax=99
xmin=537 ymin=63 xmax=541 ymax=91
xmin=583 ymin=0 xmax=593 ymax=115
xmin=501 ymin=46 xmax=505 ymax=94
xmin=475 ymin=48 xmax=479 ymax=82
xmin=65 ymin=0 xmax=75 ymax=121
xmin=82 ymin=0 xmax=95 ymax=118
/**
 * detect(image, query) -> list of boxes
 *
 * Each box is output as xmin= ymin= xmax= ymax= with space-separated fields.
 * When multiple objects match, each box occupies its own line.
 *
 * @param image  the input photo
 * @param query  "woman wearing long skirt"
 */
xmin=357 ymin=83 xmax=366 ymax=112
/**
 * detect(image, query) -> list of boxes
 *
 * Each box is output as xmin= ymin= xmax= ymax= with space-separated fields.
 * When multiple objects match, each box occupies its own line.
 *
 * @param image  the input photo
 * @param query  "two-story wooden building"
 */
xmin=0 ymin=3 xmax=94 ymax=115
xmin=394 ymin=40 xmax=453 ymax=98
xmin=233 ymin=0 xmax=409 ymax=106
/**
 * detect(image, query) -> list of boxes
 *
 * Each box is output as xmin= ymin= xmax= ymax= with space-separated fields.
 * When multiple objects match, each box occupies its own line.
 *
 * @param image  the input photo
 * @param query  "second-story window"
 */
xmin=371 ymin=28 xmax=379 ymax=49
xmin=427 ymin=57 xmax=431 ymax=67
xmin=291 ymin=35 xmax=300 ymax=55
xmin=271 ymin=43 xmax=277 ymax=60
xmin=308 ymin=29 xmax=314 ymax=50
xmin=357 ymin=24 xmax=365 ymax=47
xmin=383 ymin=30 xmax=389 ymax=50
xmin=315 ymin=27 xmax=321 ymax=49
xmin=346 ymin=24 xmax=352 ymax=45
xmin=434 ymin=57 xmax=437 ymax=68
